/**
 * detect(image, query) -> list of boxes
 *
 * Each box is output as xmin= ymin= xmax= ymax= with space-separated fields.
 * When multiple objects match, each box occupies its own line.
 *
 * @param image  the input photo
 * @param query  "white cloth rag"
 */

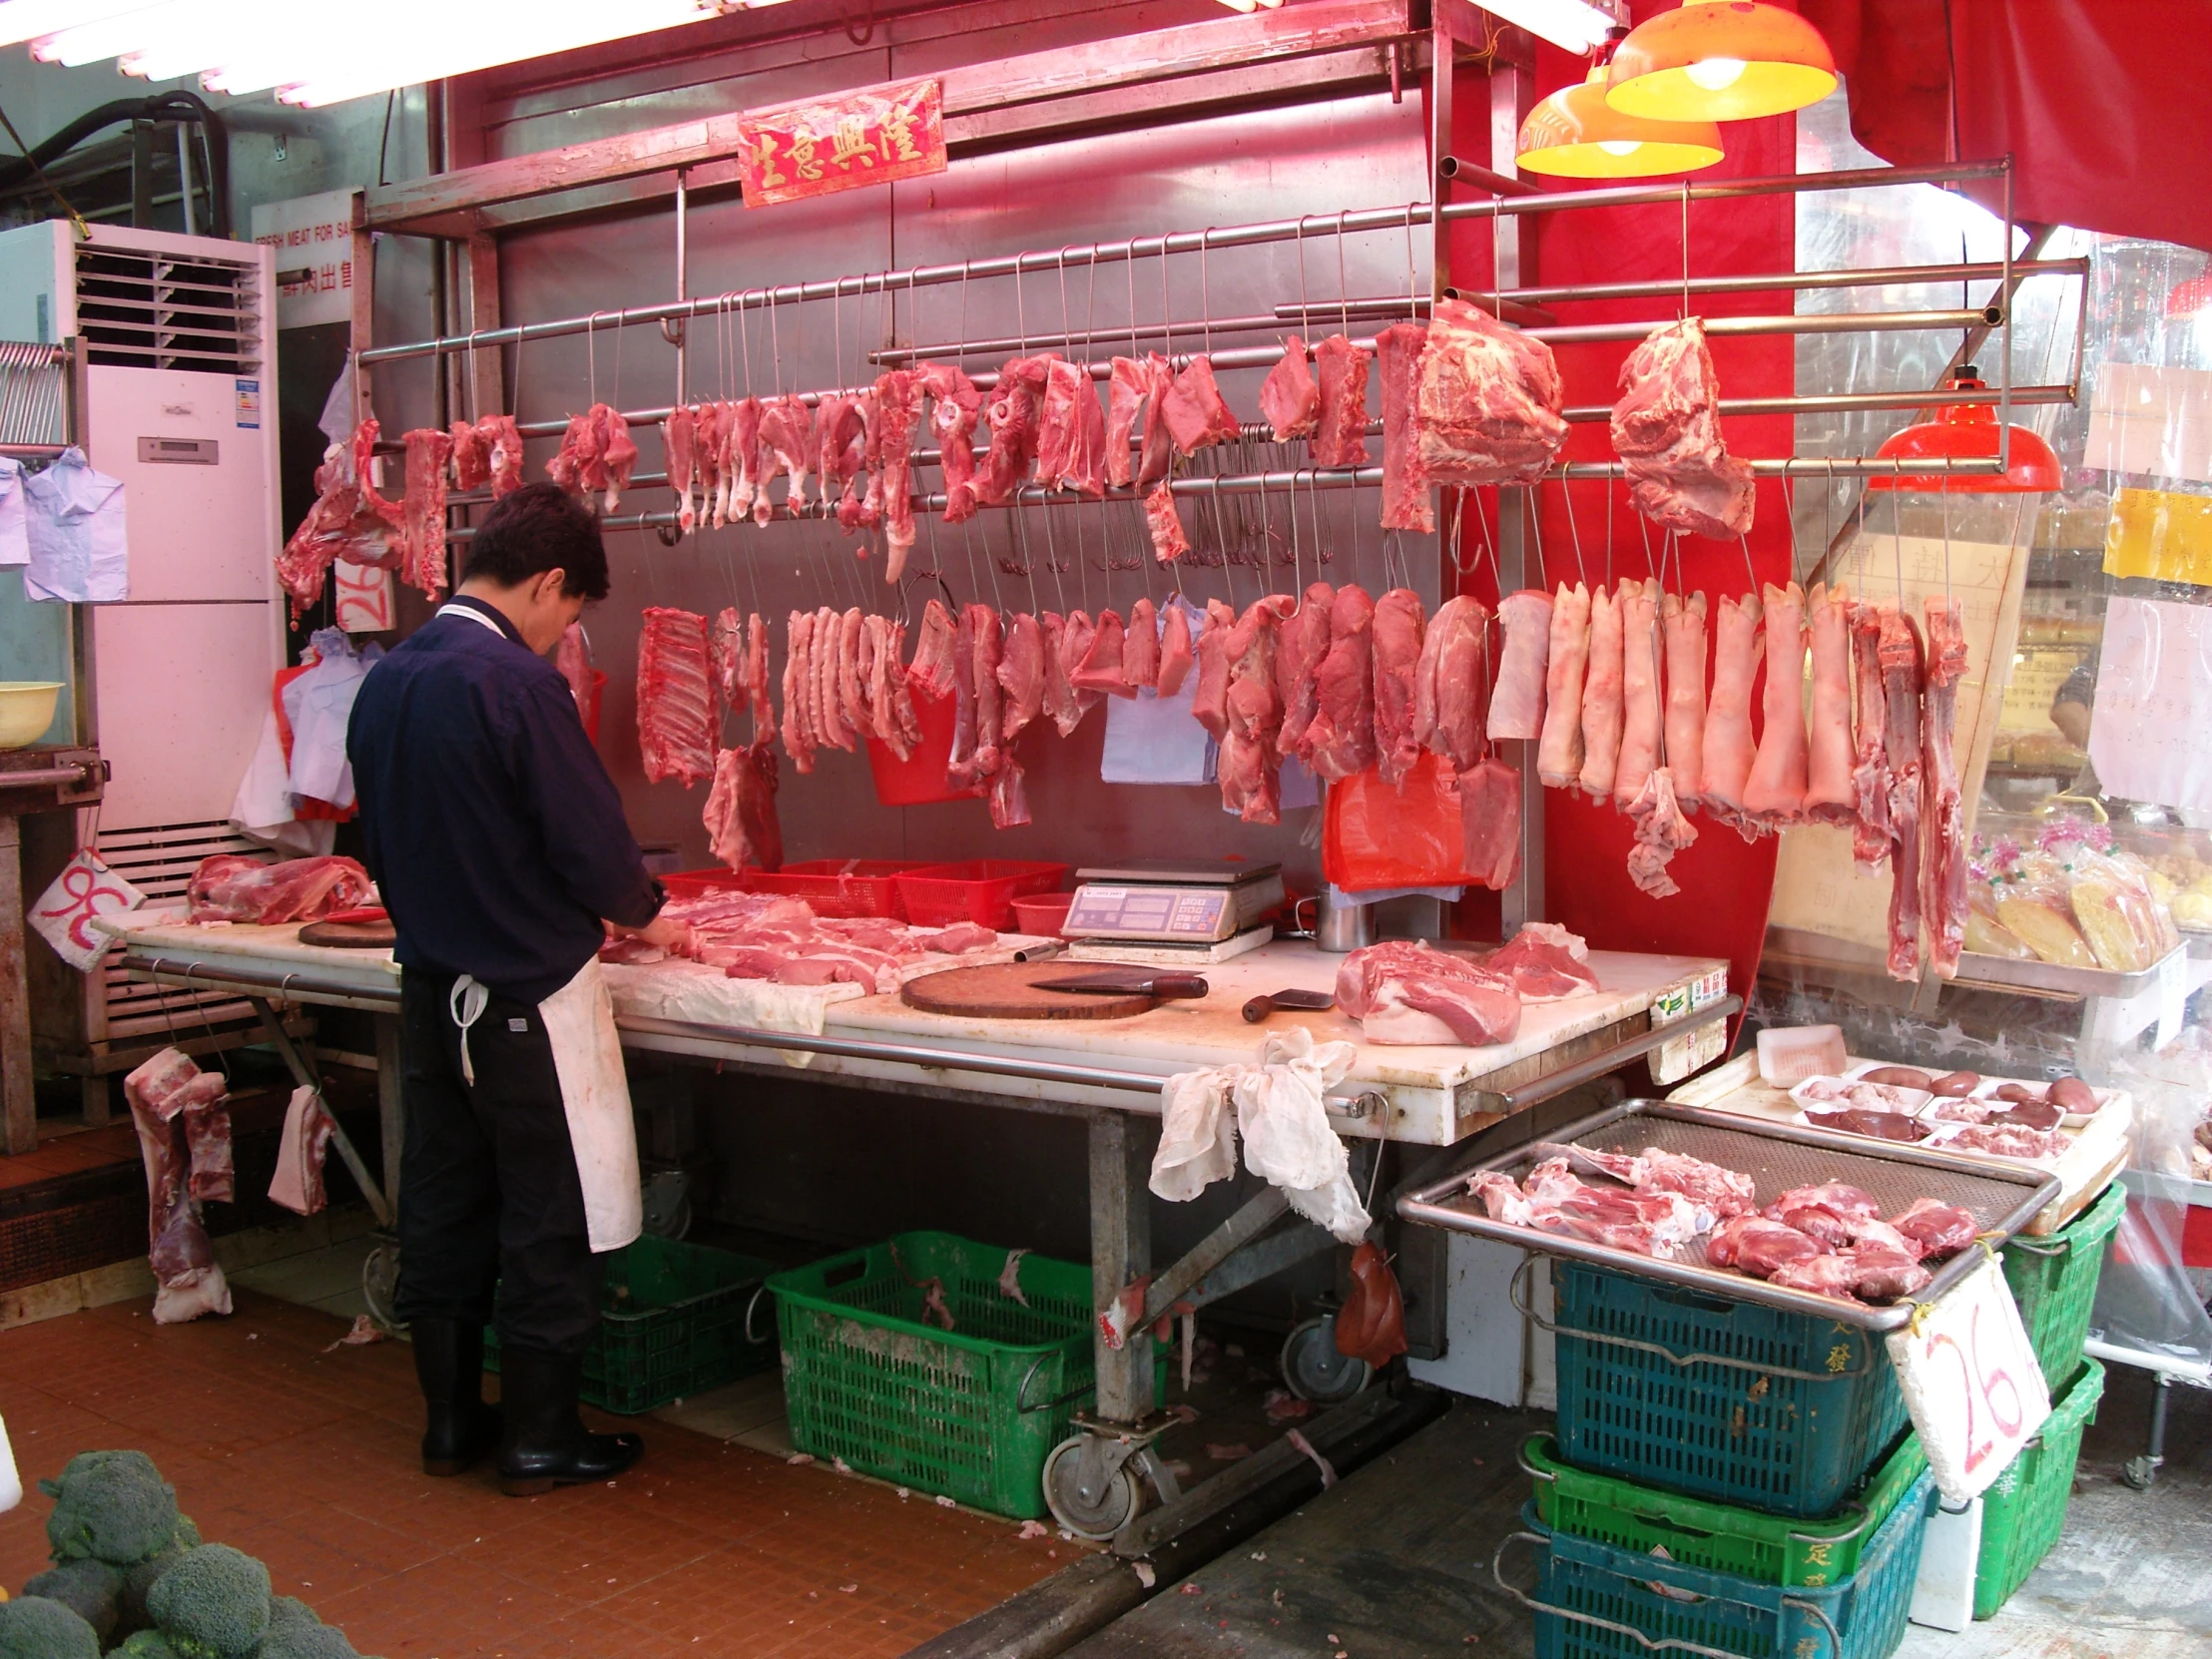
xmin=280 ymin=627 xmax=382 ymax=808
xmin=23 ymin=447 xmax=127 ymax=603
xmin=0 ymin=456 xmax=28 ymax=567
xmin=1101 ymin=597 xmax=1216 ymax=786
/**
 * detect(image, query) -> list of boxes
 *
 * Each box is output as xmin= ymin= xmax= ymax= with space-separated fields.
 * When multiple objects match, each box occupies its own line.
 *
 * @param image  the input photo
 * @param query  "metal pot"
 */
xmin=1296 ymin=891 xmax=1376 ymax=954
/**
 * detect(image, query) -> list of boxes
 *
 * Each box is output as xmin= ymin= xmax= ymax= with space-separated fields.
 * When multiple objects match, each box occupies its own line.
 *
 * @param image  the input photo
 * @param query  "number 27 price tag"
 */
xmin=1885 ymin=1256 xmax=2051 ymax=1504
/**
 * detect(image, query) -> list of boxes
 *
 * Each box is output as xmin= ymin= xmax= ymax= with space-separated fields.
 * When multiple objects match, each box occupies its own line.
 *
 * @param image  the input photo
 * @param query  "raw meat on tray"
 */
xmin=187 ymin=854 xmax=373 ymax=925
xmin=1705 ymin=1213 xmax=1826 ymax=1275
xmin=1335 ymin=940 xmax=1520 ymax=1046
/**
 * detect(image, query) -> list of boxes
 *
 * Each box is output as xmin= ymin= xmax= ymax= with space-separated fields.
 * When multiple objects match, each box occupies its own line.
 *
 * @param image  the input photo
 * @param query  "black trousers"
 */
xmin=393 ymin=970 xmax=603 ymax=1357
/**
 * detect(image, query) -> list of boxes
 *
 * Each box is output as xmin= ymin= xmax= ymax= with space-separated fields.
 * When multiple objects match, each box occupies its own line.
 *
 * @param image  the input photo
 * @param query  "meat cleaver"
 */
xmin=1241 ymin=988 xmax=1336 ymax=1022
xmin=1036 ymin=970 xmax=1210 ymax=1000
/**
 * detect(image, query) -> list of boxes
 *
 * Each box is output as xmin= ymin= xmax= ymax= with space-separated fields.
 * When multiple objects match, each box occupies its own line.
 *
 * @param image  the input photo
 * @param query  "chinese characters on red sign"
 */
xmin=736 ymin=78 xmax=947 ymax=209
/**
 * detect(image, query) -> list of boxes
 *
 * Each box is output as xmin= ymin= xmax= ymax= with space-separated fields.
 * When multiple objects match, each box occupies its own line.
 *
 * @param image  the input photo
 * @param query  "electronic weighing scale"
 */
xmin=1062 ymin=859 xmax=1284 ymax=964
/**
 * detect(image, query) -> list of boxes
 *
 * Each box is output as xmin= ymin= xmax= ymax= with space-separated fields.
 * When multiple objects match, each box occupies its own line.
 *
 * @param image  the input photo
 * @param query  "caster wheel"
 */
xmin=361 ymin=1241 xmax=403 ymax=1333
xmin=2122 ymin=1455 xmax=2160 ymax=1491
xmin=1042 ymin=1436 xmax=1141 ymax=1541
xmin=1281 ymin=1316 xmax=1371 ymax=1404
xmin=646 ymin=1194 xmax=694 ymax=1241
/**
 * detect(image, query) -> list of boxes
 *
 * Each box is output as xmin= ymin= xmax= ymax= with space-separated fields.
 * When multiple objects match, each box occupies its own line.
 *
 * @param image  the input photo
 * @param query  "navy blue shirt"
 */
xmin=346 ymin=596 xmax=661 ymax=1003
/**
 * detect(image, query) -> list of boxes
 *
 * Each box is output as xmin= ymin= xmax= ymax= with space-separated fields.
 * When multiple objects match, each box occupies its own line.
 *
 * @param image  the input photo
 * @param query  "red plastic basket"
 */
xmin=661 ymin=868 xmax=748 ymax=899
xmin=866 ymin=687 xmax=974 ymax=807
xmin=742 ymin=859 xmax=927 ymax=918
xmin=893 ymin=860 xmax=1070 ymax=929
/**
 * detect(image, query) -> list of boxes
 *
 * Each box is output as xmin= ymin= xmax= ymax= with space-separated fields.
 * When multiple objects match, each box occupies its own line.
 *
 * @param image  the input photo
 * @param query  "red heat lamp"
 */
xmin=1862 ymin=370 xmax=2060 ymax=494
xmin=2165 ymin=276 xmax=2212 ymax=317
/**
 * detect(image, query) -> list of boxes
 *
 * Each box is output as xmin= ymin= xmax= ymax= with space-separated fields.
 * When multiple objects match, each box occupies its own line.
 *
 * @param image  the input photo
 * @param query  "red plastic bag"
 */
xmin=1323 ymin=753 xmax=1472 ymax=891
xmin=1335 ymin=1241 xmax=1407 ymax=1369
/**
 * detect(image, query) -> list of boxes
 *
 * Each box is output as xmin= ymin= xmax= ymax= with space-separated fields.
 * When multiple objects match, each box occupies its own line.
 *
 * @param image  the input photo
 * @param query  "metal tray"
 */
xmin=1765 ymin=924 xmax=2180 ymax=999
xmin=1397 ymin=1100 xmax=2061 ymax=1331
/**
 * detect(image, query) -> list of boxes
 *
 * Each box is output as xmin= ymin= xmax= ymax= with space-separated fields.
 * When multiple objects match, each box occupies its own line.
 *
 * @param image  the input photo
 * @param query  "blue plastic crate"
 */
xmin=1505 ymin=1467 xmax=1936 ymax=1659
xmin=1549 ymin=1260 xmax=1912 ymax=1516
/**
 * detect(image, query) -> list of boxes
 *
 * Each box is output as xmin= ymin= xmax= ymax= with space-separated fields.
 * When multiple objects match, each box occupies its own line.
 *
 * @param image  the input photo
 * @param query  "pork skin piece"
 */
xmin=1124 ymin=598 xmax=1161 ymax=693
xmin=1613 ymin=577 xmax=1664 ymax=810
xmin=1624 ymin=767 xmax=1697 ymax=898
xmin=1259 ymin=335 xmax=1320 ymax=440
xmin=921 ymin=362 xmax=984 ymax=523
xmin=908 ymin=598 xmax=960 ymax=703
xmin=1460 ymin=756 xmax=1521 ymax=892
xmin=1335 ymin=939 xmax=1521 ymax=1046
xmin=1156 ymin=602 xmax=1196 ymax=698
xmin=1742 ymin=580 xmax=1810 ymax=822
xmin=997 ymin=612 xmax=1047 ymax=744
xmin=448 ymin=417 xmax=491 ymax=490
xmin=1161 ymin=355 xmax=1240 ymax=453
xmin=663 ymin=405 xmax=698 ymax=530
xmin=1699 ymin=591 xmax=1764 ymax=830
xmin=1922 ymin=596 xmax=1968 ymax=979
xmin=1414 ymin=595 xmax=1488 ymax=771
xmin=1413 ymin=297 xmax=1568 ymax=486
xmin=1375 ymin=320 xmax=1433 ymax=533
xmin=1221 ymin=597 xmax=1292 ymax=825
xmin=1372 ymin=588 xmax=1426 ymax=787
xmin=1143 ymin=482 xmax=1191 ymax=562
xmin=1848 ymin=601 xmax=1892 ymax=869
xmin=1312 ymin=333 xmax=1372 ymax=468
xmin=1276 ymin=582 xmax=1335 ymax=756
xmin=1611 ymin=317 xmax=1755 ymax=539
xmin=1190 ymin=599 xmax=1238 ymax=741
xmin=1879 ymin=605 xmax=1926 ymax=980
xmin=1575 ymin=581 xmax=1625 ymax=798
xmin=1536 ymin=582 xmax=1591 ymax=789
xmin=1299 ymin=584 xmax=1378 ymax=781
xmin=1659 ymin=591 xmax=1708 ymax=810
xmin=781 ymin=609 xmax=817 ymax=773
xmin=1071 ymin=608 xmax=1138 ymax=699
xmin=1488 ymin=587 xmax=1554 ymax=743
xmin=1802 ymin=581 xmax=1858 ymax=822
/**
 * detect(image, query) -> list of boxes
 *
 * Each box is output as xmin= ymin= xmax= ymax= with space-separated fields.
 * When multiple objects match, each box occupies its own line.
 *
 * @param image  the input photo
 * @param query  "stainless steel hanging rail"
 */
xmin=359 ymin=159 xmax=2012 ymax=367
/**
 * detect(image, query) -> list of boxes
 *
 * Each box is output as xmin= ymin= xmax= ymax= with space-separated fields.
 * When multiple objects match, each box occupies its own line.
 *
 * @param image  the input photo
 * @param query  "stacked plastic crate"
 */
xmin=1502 ymin=1259 xmax=1937 ymax=1659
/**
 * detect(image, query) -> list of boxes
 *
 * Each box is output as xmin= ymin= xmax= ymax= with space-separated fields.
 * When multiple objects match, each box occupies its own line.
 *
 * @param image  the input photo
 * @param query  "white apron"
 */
xmin=436 ymin=603 xmax=642 ymax=1253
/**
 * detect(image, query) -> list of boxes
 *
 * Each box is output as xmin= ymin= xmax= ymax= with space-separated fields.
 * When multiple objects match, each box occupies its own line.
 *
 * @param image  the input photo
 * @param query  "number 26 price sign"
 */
xmin=1885 ymin=1255 xmax=2051 ymax=1503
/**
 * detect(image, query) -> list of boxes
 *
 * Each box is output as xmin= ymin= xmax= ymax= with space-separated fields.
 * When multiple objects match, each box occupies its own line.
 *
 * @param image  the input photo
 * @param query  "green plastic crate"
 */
xmin=1974 ymin=1357 xmax=2105 ymax=1620
xmin=1523 ymin=1428 xmax=1929 ymax=1588
xmin=768 ymin=1231 xmax=1097 ymax=1519
xmin=2002 ymin=1180 xmax=2125 ymax=1387
xmin=487 ymin=1234 xmax=781 ymax=1414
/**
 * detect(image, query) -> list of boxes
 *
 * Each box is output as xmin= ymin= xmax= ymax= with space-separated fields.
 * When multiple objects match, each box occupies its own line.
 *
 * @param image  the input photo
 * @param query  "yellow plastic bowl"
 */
xmin=0 ymin=682 xmax=64 ymax=750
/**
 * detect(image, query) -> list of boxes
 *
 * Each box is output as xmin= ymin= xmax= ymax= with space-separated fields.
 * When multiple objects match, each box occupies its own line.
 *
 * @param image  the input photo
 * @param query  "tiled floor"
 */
xmin=0 ymin=1291 xmax=1075 ymax=1657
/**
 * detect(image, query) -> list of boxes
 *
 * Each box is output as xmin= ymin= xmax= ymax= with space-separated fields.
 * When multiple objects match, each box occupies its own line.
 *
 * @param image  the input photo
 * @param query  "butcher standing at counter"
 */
xmin=346 ymin=483 xmax=690 ymax=1496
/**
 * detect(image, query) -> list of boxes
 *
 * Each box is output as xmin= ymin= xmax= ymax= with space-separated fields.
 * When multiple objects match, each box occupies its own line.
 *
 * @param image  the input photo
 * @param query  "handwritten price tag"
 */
xmin=30 ymin=850 xmax=146 ymax=971
xmin=1885 ymin=1256 xmax=2051 ymax=1504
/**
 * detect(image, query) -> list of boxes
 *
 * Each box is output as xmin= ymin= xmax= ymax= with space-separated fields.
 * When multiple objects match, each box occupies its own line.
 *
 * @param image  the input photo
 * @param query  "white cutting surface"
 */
xmin=104 ymin=918 xmax=1724 ymax=1149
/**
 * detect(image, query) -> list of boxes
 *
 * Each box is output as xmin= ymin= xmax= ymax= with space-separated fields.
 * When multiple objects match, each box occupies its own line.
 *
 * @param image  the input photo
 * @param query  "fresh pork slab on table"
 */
xmin=1334 ymin=939 xmax=1521 ymax=1046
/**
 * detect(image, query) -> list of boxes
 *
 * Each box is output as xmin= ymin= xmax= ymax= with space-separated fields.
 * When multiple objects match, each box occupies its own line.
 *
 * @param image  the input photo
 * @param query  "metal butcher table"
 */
xmin=106 ymin=919 xmax=1734 ymax=1543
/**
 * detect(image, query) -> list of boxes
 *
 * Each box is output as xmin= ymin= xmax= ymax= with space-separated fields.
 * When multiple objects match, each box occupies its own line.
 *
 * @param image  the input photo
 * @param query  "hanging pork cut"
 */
xmin=1487 ymin=587 xmax=1553 ymax=742
xmin=1742 ymin=580 xmax=1809 ymax=822
xmin=1221 ymin=598 xmax=1292 ymax=825
xmin=1144 ymin=483 xmax=1191 ymax=562
xmin=1299 ymin=585 xmax=1378 ymax=781
xmin=556 ymin=623 xmax=599 ymax=735
xmin=1072 ymin=609 xmax=1137 ymax=699
xmin=1413 ymin=297 xmax=1568 ymax=486
xmin=481 ymin=414 xmax=525 ymax=499
xmin=874 ymin=369 xmax=924 ymax=578
xmin=1107 ymin=356 xmax=1155 ymax=488
xmin=1460 ymin=757 xmax=1522 ymax=892
xmin=711 ymin=607 xmax=746 ymax=719
xmin=1260 ymin=336 xmax=1320 ymax=440
xmin=1376 ymin=320 xmax=1432 ymax=533
xmin=1536 ymin=582 xmax=1591 ymax=789
xmin=1156 ymin=601 xmax=1196 ymax=698
xmin=598 ymin=409 xmax=639 ymax=511
xmin=1412 ymin=595 xmax=1488 ymax=771
xmin=1125 ymin=598 xmax=1161 ymax=693
xmin=1700 ymin=592 xmax=1764 ymax=831
xmin=979 ymin=356 xmax=1048 ymax=505
xmin=1625 ymin=767 xmax=1698 ymax=898
xmin=637 ymin=607 xmax=717 ymax=789
xmin=1312 ymin=333 xmax=1372 ymax=469
xmin=1372 ymin=588 xmax=1426 ymax=787
xmin=1576 ymin=582 xmax=1624 ymax=798
xmin=909 ymin=598 xmax=960 ymax=703
xmin=729 ymin=397 xmax=765 ymax=524
xmin=837 ymin=607 xmax=871 ymax=742
xmin=1053 ymin=611 xmax=1104 ymax=736
xmin=1613 ymin=578 xmax=1664 ymax=810
xmin=1803 ymin=581 xmax=1857 ymax=823
xmin=999 ymin=612 xmax=1048 ymax=743
xmin=781 ymin=609 xmax=817 ymax=774
xmin=1848 ymin=601 xmax=1892 ymax=869
xmin=704 ymin=740 xmax=782 ymax=872
xmin=1276 ymin=582 xmax=1336 ymax=759
xmin=1922 ymin=597 xmax=1967 ymax=978
xmin=921 ymin=362 xmax=984 ymax=523
xmin=664 ymin=405 xmax=699 ymax=531
xmin=1190 ymin=600 xmax=1237 ymax=742
xmin=278 ymin=421 xmax=399 ymax=615
xmin=1879 ymin=605 xmax=1927 ymax=980
xmin=1161 ymin=355 xmax=1241 ymax=454
xmin=1660 ymin=591 xmax=1708 ymax=810
xmin=1040 ymin=613 xmax=1081 ymax=735
xmin=1033 ymin=356 xmax=1081 ymax=484
xmin=818 ymin=394 xmax=867 ymax=530
xmin=397 ymin=427 xmax=454 ymax=601
xmin=546 ymin=409 xmax=600 ymax=493
xmin=1610 ymin=317 xmax=1755 ymax=540
xmin=449 ymin=418 xmax=492 ymax=490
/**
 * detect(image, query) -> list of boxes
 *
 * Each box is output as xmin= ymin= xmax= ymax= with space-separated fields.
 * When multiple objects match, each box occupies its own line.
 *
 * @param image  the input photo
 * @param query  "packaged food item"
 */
xmin=1964 ymin=912 xmax=2035 ymax=959
xmin=1995 ymin=896 xmax=2096 ymax=968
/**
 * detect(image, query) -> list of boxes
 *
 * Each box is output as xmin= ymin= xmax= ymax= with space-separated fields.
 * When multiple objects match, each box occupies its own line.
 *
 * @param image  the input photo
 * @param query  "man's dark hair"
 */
xmin=459 ymin=482 xmax=611 ymax=599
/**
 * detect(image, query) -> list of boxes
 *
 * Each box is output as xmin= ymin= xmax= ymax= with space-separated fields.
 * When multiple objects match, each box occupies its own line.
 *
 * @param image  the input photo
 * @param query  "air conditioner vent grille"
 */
xmin=74 ymin=247 xmax=262 ymax=373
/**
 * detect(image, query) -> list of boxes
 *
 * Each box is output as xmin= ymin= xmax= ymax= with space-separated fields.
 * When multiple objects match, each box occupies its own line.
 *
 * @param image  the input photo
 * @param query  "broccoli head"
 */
xmin=22 ymin=1557 xmax=123 ymax=1644
xmin=256 ymin=1624 xmax=363 ymax=1659
xmin=39 ymin=1450 xmax=184 ymax=1566
xmin=266 ymin=1595 xmax=320 ymax=1634
xmin=0 ymin=1594 xmax=103 ymax=1659
xmin=119 ymin=1631 xmax=187 ymax=1659
xmin=144 ymin=1544 xmax=271 ymax=1659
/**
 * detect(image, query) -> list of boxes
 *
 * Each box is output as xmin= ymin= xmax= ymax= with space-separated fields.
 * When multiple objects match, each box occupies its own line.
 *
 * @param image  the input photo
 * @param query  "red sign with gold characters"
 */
xmin=736 ymin=78 xmax=947 ymax=208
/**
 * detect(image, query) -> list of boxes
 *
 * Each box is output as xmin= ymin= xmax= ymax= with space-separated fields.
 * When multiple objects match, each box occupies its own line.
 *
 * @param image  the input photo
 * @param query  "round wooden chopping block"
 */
xmin=901 ymin=959 xmax=1154 ymax=1019
xmin=297 ymin=918 xmax=397 ymax=949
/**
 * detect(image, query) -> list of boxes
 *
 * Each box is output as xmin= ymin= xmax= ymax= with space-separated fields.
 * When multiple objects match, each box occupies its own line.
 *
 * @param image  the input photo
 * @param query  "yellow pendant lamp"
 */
xmin=1518 ymin=61 xmax=1725 ymax=178
xmin=1605 ymin=0 xmax=1838 ymax=123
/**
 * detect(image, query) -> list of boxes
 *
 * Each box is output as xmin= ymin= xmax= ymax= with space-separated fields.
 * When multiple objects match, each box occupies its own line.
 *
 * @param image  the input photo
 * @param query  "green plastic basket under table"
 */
xmin=485 ymin=1233 xmax=782 ymax=1414
xmin=1974 ymin=1356 xmax=2106 ymax=1621
xmin=768 ymin=1231 xmax=1100 ymax=1520
xmin=2001 ymin=1180 xmax=2126 ymax=1388
xmin=1522 ymin=1427 xmax=1929 ymax=1588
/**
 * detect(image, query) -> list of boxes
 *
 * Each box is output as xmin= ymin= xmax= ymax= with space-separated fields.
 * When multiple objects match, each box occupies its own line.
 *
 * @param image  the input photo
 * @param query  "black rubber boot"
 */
xmin=412 ymin=1318 xmax=502 ymax=1476
xmin=496 ymin=1344 xmax=643 ymax=1496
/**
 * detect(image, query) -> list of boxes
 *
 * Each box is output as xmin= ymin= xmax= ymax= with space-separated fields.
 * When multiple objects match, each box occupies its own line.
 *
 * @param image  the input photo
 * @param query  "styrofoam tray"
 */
xmin=1789 ymin=1075 xmax=1935 ymax=1115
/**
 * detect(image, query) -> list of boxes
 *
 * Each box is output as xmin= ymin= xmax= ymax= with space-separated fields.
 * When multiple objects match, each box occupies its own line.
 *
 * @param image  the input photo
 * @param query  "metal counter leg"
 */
xmin=2124 ymin=1372 xmax=2173 ymax=1491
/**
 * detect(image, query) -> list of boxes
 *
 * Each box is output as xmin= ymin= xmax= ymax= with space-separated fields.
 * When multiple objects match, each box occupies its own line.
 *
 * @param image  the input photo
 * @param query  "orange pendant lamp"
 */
xmin=1518 ymin=55 xmax=1725 ymax=178
xmin=1605 ymin=0 xmax=1838 ymax=123
xmin=1863 ymin=370 xmax=2061 ymax=494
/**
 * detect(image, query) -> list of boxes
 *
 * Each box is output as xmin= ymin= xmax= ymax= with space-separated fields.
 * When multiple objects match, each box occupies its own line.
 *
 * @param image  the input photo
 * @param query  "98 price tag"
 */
xmin=1885 ymin=1256 xmax=2051 ymax=1503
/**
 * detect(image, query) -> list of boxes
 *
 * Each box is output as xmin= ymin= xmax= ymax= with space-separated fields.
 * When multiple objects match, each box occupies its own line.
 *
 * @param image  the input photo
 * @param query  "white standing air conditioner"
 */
xmin=0 ymin=221 xmax=284 ymax=1049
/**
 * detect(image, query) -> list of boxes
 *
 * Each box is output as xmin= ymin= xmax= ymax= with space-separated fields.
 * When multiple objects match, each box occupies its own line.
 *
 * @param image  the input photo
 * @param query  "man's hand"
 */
xmin=607 ymin=914 xmax=695 ymax=955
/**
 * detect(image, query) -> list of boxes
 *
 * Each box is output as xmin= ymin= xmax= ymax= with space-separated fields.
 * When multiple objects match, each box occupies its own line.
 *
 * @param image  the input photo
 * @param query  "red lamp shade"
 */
xmin=1863 ymin=373 xmax=2061 ymax=493
xmin=2165 ymin=276 xmax=2212 ymax=317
